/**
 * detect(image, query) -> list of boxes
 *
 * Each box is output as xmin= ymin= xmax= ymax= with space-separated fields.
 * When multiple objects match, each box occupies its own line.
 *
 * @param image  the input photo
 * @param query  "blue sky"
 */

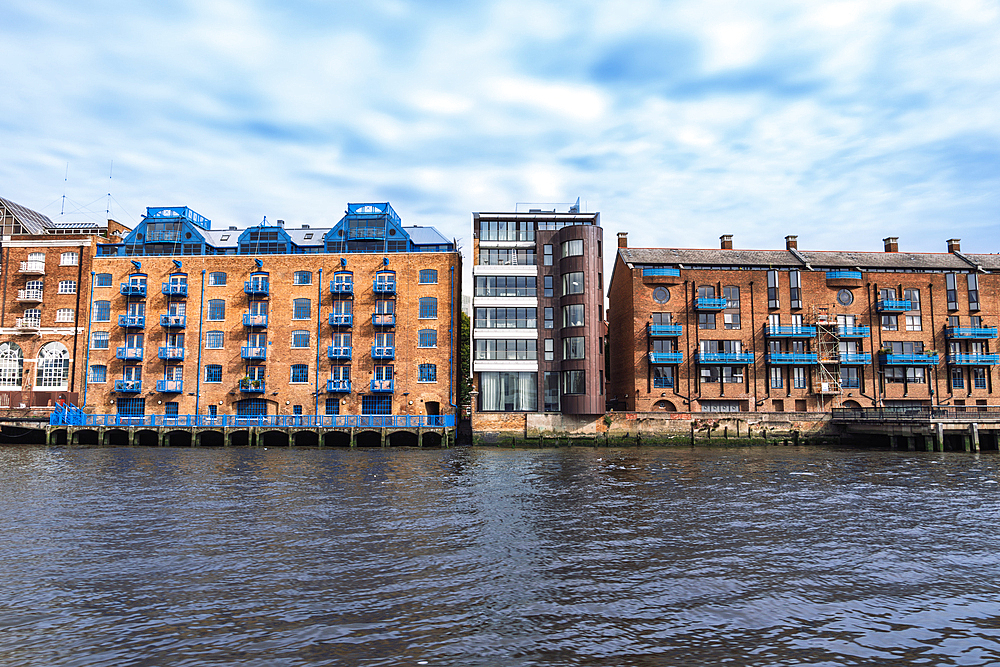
xmin=2 ymin=0 xmax=999 ymax=267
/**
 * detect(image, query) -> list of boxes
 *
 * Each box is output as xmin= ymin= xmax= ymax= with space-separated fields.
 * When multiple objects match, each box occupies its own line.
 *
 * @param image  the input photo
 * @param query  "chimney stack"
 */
xmin=785 ymin=235 xmax=798 ymax=250
xmin=720 ymin=234 xmax=733 ymax=250
xmin=617 ymin=232 xmax=628 ymax=248
xmin=277 ymin=219 xmax=285 ymax=227
xmin=947 ymin=238 xmax=961 ymax=254
xmin=883 ymin=237 xmax=899 ymax=253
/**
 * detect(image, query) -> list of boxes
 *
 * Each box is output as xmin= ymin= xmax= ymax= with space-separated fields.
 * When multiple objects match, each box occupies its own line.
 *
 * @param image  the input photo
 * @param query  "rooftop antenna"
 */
xmin=106 ymin=160 xmax=113 ymax=220
xmin=60 ymin=163 xmax=68 ymax=216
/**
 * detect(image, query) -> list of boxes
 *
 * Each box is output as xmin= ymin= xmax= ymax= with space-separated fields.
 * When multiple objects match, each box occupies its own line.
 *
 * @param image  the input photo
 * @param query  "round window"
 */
xmin=389 ymin=228 xmax=396 ymax=236
xmin=653 ymin=287 xmax=670 ymax=304
xmin=136 ymin=233 xmax=143 ymax=240
xmin=185 ymin=232 xmax=192 ymax=239
xmin=837 ymin=289 xmax=854 ymax=306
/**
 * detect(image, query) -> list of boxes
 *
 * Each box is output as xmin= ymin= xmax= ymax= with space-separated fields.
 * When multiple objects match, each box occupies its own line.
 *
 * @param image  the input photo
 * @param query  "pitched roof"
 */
xmin=0 ymin=195 xmax=53 ymax=234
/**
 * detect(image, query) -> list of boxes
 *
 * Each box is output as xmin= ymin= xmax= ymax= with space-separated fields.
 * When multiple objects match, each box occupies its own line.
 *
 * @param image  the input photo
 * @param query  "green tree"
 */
xmin=459 ymin=311 xmax=472 ymax=407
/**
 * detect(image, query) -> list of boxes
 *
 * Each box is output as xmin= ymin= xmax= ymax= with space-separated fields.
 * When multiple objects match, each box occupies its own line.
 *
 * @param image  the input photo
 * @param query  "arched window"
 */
xmin=0 ymin=343 xmax=24 ymax=388
xmin=36 ymin=342 xmax=70 ymax=389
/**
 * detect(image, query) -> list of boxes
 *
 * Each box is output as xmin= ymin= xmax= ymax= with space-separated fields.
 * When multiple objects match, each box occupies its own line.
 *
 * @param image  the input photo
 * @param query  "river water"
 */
xmin=2 ymin=445 xmax=1000 ymax=666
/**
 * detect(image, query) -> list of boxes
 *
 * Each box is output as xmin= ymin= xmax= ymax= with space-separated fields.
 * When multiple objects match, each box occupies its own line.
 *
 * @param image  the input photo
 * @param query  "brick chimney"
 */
xmin=617 ymin=232 xmax=628 ymax=248
xmin=720 ymin=234 xmax=733 ymax=250
xmin=883 ymin=237 xmax=899 ymax=253
xmin=785 ymin=235 xmax=798 ymax=250
xmin=947 ymin=238 xmax=961 ymax=253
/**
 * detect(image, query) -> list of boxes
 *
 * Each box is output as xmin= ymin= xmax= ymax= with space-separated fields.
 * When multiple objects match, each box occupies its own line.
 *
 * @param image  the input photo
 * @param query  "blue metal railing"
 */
xmin=243 ymin=313 xmax=268 ymax=327
xmin=116 ymin=346 xmax=143 ymax=361
xmin=330 ymin=281 xmax=354 ymax=295
xmin=373 ymin=279 xmax=397 ymax=294
xmin=329 ymin=313 xmax=353 ymax=327
xmin=647 ymin=324 xmax=682 ymax=337
xmin=694 ymin=297 xmax=728 ymax=310
xmin=115 ymin=380 xmax=141 ymax=392
xmin=328 ymin=346 xmax=352 ymax=360
xmin=766 ymin=353 xmax=819 ymax=365
xmin=945 ymin=327 xmax=998 ymax=339
xmin=948 ymin=354 xmax=1000 ymax=366
xmin=838 ymin=325 xmax=870 ymax=337
xmin=876 ymin=299 xmax=912 ymax=312
xmin=241 ymin=346 xmax=267 ymax=360
xmin=160 ymin=314 xmax=186 ymax=328
xmin=765 ymin=325 xmax=817 ymax=337
xmin=120 ymin=283 xmax=147 ymax=297
xmin=50 ymin=407 xmax=455 ymax=429
xmin=826 ymin=270 xmax=862 ymax=280
xmin=158 ymin=346 xmax=185 ymax=361
xmin=244 ymin=280 xmax=269 ymax=296
xmin=156 ymin=379 xmax=183 ymax=393
xmin=643 ymin=267 xmax=680 ymax=277
xmin=649 ymin=352 xmax=683 ymax=364
xmin=372 ymin=313 xmax=396 ymax=327
xmin=161 ymin=283 xmax=188 ymax=296
xmin=371 ymin=379 xmax=394 ymax=393
xmin=118 ymin=315 xmax=145 ymax=328
xmin=372 ymin=345 xmax=395 ymax=359
xmin=695 ymin=352 xmax=755 ymax=364
xmin=327 ymin=379 xmax=351 ymax=393
xmin=839 ymin=353 xmax=872 ymax=364
xmin=239 ymin=379 xmax=266 ymax=393
xmin=652 ymin=377 xmax=675 ymax=388
xmin=878 ymin=353 xmax=939 ymax=365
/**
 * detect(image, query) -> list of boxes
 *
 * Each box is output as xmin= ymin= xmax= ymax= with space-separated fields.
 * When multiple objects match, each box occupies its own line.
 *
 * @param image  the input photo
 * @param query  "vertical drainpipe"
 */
xmin=70 ymin=244 xmax=84 ymax=393
xmin=194 ymin=270 xmax=206 ymax=417
xmin=82 ymin=271 xmax=96 ymax=410
xmin=449 ymin=264 xmax=456 ymax=410
xmin=315 ymin=267 xmax=323 ymax=418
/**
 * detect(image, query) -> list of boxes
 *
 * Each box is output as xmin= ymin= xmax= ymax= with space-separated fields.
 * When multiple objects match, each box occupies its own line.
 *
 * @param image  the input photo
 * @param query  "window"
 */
xmin=0 ymin=343 xmax=24 ymax=388
xmin=117 ymin=397 xmax=145 ymax=417
xmin=946 ymin=274 xmax=958 ymax=310
xmin=475 ymin=308 xmax=537 ymax=329
xmin=723 ymin=286 xmax=740 ymax=309
xmin=544 ymin=307 xmax=554 ymax=329
xmin=209 ymin=272 xmax=227 ymax=286
xmin=904 ymin=289 xmax=920 ymax=310
xmin=952 ymin=367 xmax=964 ymax=389
xmin=58 ymin=280 xmax=77 ymax=294
xmin=207 ymin=300 xmax=225 ymax=320
xmin=724 ymin=313 xmax=740 ymax=329
xmin=562 ymin=370 xmax=586 ymax=395
xmin=905 ymin=315 xmax=922 ymax=331
xmin=56 ymin=309 xmax=74 ymax=322
xmin=699 ymin=313 xmax=716 ymax=330
xmin=767 ymin=270 xmax=779 ymax=309
xmin=968 ymin=274 xmax=980 ymax=311
xmin=561 ymin=239 xmax=583 ymax=258
xmin=36 ymin=342 xmax=70 ymax=388
xmin=544 ymin=372 xmax=560 ymax=412
xmin=881 ymin=315 xmax=898 ymax=331
xmin=884 ymin=341 xmax=925 ymax=355
xmin=792 ymin=367 xmax=806 ymax=389
xmin=700 ymin=340 xmax=743 ymax=354
xmin=91 ymin=331 xmax=109 ymax=349
xmin=562 ymin=304 xmax=584 ymax=328
xmin=291 ymin=330 xmax=310 ymax=348
xmin=563 ymin=336 xmax=585 ymax=360
xmin=293 ymin=271 xmax=312 ymax=285
xmin=290 ymin=364 xmax=309 ymax=383
xmin=562 ymin=272 xmax=584 ymax=295
xmin=697 ymin=285 xmax=716 ymax=299
xmin=544 ymin=339 xmax=554 ymax=361
xmin=60 ymin=252 xmax=79 ymax=266
xmin=293 ymin=299 xmax=311 ymax=320
xmin=165 ymin=402 xmax=179 ymax=417
xmin=418 ymin=364 xmax=437 ymax=382
xmin=419 ymin=269 xmax=438 ymax=284
xmin=544 ymin=276 xmax=553 ymax=297
xmin=789 ymin=272 xmax=801 ymax=309
xmin=325 ymin=397 xmax=340 ymax=415
xmin=362 ymin=394 xmax=392 ymax=415
xmin=418 ymin=329 xmax=437 ymax=348
xmin=89 ymin=365 xmax=107 ymax=384
xmin=476 ymin=276 xmax=537 ymax=298
xmin=419 ymin=297 xmax=438 ymax=319
xmin=205 ymin=331 xmax=224 ymax=349
xmin=96 ymin=273 xmax=113 ymax=287
xmin=652 ymin=312 xmax=672 ymax=325
xmin=94 ymin=300 xmax=111 ymax=322
xmin=770 ymin=366 xmax=783 ymax=389
xmin=971 ymin=316 xmax=983 ymax=328
xmin=973 ymin=367 xmax=987 ymax=389
xmin=205 ymin=365 xmax=222 ymax=383
xmin=841 ymin=367 xmax=859 ymax=389
xmin=949 ymin=315 xmax=960 ymax=327
xmin=700 ymin=366 xmax=744 ymax=384
xmin=907 ymin=368 xmax=926 ymax=384
xmin=543 ymin=245 xmax=553 ymax=266
xmin=479 ymin=372 xmax=537 ymax=411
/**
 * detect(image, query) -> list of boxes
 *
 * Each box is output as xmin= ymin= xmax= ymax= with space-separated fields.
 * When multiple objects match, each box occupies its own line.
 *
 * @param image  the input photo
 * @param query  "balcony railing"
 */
xmin=372 ymin=345 xmax=395 ymax=360
xmin=765 ymin=325 xmax=817 ymax=338
xmin=120 ymin=283 xmax=147 ymax=297
xmin=116 ymin=346 xmax=144 ymax=361
xmin=329 ymin=313 xmax=353 ymax=327
xmin=243 ymin=313 xmax=268 ymax=327
xmin=694 ymin=297 xmax=728 ymax=311
xmin=766 ymin=352 xmax=819 ymax=365
xmin=239 ymin=379 xmax=265 ymax=393
xmin=838 ymin=325 xmax=871 ymax=338
xmin=695 ymin=352 xmax=755 ymax=364
xmin=160 ymin=314 xmax=186 ymax=328
xmin=244 ymin=280 xmax=269 ymax=296
xmin=16 ymin=289 xmax=43 ymax=302
xmin=51 ymin=410 xmax=457 ymax=429
xmin=652 ymin=377 xmax=675 ymax=388
xmin=878 ymin=353 xmax=939 ymax=365
xmin=241 ymin=346 xmax=267 ymax=360
xmin=649 ymin=352 xmax=683 ymax=364
xmin=826 ymin=270 xmax=862 ymax=280
xmin=118 ymin=315 xmax=145 ymax=328
xmin=18 ymin=261 xmax=45 ymax=274
xmin=330 ymin=281 xmax=354 ymax=295
xmin=839 ymin=353 xmax=872 ymax=364
xmin=328 ymin=346 xmax=352 ymax=360
xmin=156 ymin=379 xmax=183 ymax=393
xmin=948 ymin=354 xmax=1000 ymax=366
xmin=158 ymin=346 xmax=185 ymax=361
xmin=327 ymin=379 xmax=351 ymax=393
xmin=876 ymin=299 xmax=912 ymax=312
xmin=115 ymin=380 xmax=141 ymax=393
xmin=643 ymin=267 xmax=680 ymax=277
xmin=946 ymin=327 xmax=998 ymax=340
xmin=370 ymin=379 xmax=394 ymax=393
xmin=647 ymin=324 xmax=682 ymax=337
xmin=372 ymin=313 xmax=396 ymax=327
xmin=373 ymin=279 xmax=397 ymax=294
xmin=15 ymin=318 xmax=41 ymax=329
xmin=161 ymin=283 xmax=188 ymax=297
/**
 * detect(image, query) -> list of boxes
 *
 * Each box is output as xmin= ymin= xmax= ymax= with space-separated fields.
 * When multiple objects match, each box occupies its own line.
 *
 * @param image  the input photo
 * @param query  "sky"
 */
xmin=2 ymin=0 xmax=999 ymax=277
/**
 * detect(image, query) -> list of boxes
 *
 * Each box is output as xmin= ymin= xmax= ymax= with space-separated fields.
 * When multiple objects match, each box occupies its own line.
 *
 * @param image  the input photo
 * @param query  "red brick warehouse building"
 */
xmin=608 ymin=233 xmax=999 ymax=413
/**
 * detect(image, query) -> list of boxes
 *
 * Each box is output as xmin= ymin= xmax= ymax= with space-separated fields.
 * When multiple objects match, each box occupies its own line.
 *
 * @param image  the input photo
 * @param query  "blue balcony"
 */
xmin=327 ymin=379 xmax=351 ymax=393
xmin=241 ymin=346 xmax=267 ymax=360
xmin=372 ymin=345 xmax=395 ymax=360
xmin=838 ymin=325 xmax=871 ymax=338
xmin=115 ymin=379 xmax=141 ymax=393
xmin=244 ymin=280 xmax=269 ymax=296
xmin=766 ymin=353 xmax=819 ymax=365
xmin=372 ymin=313 xmax=396 ymax=327
xmin=330 ymin=281 xmax=354 ymax=295
xmin=648 ymin=324 xmax=682 ymax=337
xmin=696 ymin=352 xmax=755 ymax=364
xmin=161 ymin=283 xmax=188 ymax=297
xmin=653 ymin=377 xmax=675 ymax=389
xmin=839 ymin=353 xmax=872 ymax=364
xmin=158 ymin=346 xmax=185 ymax=361
xmin=160 ymin=314 xmax=186 ymax=328
xmin=877 ymin=299 xmax=912 ymax=312
xmin=643 ymin=267 xmax=680 ymax=277
xmin=373 ymin=279 xmax=397 ymax=294
xmin=116 ymin=346 xmax=143 ymax=361
xmin=118 ymin=315 xmax=145 ymax=328
xmin=765 ymin=325 xmax=817 ymax=338
xmin=948 ymin=354 xmax=1000 ymax=366
xmin=239 ymin=379 xmax=266 ymax=393
xmin=370 ymin=379 xmax=394 ymax=393
xmin=156 ymin=379 xmax=183 ymax=393
xmin=879 ymin=353 xmax=939 ymax=365
xmin=328 ymin=346 xmax=352 ymax=360
xmin=650 ymin=352 xmax=683 ymax=364
xmin=243 ymin=313 xmax=268 ymax=327
xmin=120 ymin=283 xmax=147 ymax=297
xmin=329 ymin=313 xmax=353 ymax=327
xmin=695 ymin=297 xmax=728 ymax=311
xmin=946 ymin=327 xmax=998 ymax=340
xmin=826 ymin=270 xmax=862 ymax=280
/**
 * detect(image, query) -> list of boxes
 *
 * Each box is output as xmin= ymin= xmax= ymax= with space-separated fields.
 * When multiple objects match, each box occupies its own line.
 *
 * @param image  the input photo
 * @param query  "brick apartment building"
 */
xmin=74 ymin=202 xmax=461 ymax=421
xmin=608 ymin=233 xmax=999 ymax=413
